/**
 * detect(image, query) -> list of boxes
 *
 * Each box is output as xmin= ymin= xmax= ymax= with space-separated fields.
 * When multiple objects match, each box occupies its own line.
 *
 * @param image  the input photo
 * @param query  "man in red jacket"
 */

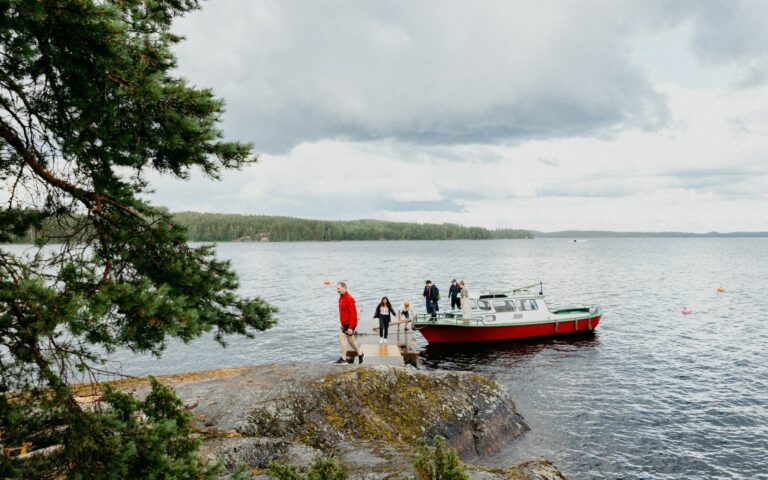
xmin=336 ymin=282 xmax=364 ymax=364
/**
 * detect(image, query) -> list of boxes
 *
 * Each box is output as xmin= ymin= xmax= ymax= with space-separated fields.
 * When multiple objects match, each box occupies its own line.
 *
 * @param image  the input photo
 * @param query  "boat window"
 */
xmin=516 ymin=299 xmax=537 ymax=311
xmin=477 ymin=300 xmax=492 ymax=311
xmin=491 ymin=300 xmax=515 ymax=312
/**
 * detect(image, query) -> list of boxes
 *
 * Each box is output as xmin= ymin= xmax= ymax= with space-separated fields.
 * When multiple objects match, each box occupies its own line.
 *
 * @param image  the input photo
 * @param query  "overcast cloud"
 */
xmin=143 ymin=0 xmax=768 ymax=232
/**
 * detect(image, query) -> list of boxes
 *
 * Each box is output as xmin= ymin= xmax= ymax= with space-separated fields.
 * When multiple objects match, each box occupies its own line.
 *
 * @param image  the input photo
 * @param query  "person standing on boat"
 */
xmin=423 ymin=280 xmax=439 ymax=319
xmin=336 ymin=282 xmax=364 ymax=364
xmin=373 ymin=296 xmax=396 ymax=344
xmin=448 ymin=279 xmax=461 ymax=310
xmin=460 ymin=280 xmax=472 ymax=319
xmin=397 ymin=300 xmax=414 ymax=331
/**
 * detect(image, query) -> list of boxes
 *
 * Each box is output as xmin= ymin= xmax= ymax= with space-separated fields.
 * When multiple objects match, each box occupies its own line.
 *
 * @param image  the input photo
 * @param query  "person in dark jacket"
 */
xmin=422 ymin=280 xmax=439 ymax=319
xmin=336 ymin=282 xmax=363 ymax=364
xmin=448 ymin=279 xmax=461 ymax=309
xmin=373 ymin=296 xmax=396 ymax=344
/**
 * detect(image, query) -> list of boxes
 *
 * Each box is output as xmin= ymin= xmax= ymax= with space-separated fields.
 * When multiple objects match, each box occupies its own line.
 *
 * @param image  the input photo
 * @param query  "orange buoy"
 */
xmin=681 ymin=307 xmax=692 ymax=315
xmin=717 ymin=287 xmax=725 ymax=293
xmin=323 ymin=279 xmax=331 ymax=286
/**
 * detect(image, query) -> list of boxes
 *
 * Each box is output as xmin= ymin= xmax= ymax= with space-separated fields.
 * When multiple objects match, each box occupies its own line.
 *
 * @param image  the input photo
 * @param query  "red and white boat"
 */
xmin=413 ymin=283 xmax=602 ymax=343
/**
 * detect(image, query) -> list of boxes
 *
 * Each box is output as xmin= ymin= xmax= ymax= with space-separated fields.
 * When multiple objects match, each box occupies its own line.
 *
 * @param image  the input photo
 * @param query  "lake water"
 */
xmin=6 ymin=239 xmax=768 ymax=479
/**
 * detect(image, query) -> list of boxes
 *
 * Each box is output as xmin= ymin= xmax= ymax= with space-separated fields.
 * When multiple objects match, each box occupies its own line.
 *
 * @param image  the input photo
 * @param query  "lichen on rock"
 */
xmin=242 ymin=365 xmax=528 ymax=458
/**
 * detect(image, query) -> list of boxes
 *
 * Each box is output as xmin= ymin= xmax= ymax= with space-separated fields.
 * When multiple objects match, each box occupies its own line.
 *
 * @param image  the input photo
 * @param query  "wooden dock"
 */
xmin=345 ymin=313 xmax=419 ymax=366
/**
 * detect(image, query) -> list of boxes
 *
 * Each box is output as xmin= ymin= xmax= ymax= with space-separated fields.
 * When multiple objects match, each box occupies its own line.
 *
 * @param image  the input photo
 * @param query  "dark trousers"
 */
xmin=378 ymin=316 xmax=391 ymax=338
xmin=426 ymin=301 xmax=439 ymax=318
xmin=450 ymin=296 xmax=461 ymax=309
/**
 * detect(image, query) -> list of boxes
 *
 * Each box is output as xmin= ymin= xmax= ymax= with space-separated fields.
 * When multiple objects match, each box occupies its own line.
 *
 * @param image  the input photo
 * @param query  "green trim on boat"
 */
xmin=551 ymin=307 xmax=592 ymax=315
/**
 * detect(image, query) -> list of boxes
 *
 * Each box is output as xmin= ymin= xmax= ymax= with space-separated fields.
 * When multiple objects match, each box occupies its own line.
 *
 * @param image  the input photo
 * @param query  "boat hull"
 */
xmin=416 ymin=314 xmax=602 ymax=343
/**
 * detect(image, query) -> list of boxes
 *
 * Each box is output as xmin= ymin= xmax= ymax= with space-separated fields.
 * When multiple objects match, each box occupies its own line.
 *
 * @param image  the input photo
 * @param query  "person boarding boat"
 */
xmin=423 ymin=280 xmax=439 ymax=319
xmin=397 ymin=301 xmax=414 ymax=331
xmin=449 ymin=279 xmax=461 ymax=309
xmin=460 ymin=280 xmax=471 ymax=319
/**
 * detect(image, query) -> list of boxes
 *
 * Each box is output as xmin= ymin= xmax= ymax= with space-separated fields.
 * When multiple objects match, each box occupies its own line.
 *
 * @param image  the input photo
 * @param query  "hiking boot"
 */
xmin=334 ymin=357 xmax=347 ymax=364
xmin=358 ymin=353 xmax=365 ymax=364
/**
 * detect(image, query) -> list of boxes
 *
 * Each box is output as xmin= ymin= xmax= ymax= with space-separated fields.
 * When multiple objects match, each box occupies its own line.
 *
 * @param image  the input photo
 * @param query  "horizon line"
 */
xmin=169 ymin=211 xmax=768 ymax=236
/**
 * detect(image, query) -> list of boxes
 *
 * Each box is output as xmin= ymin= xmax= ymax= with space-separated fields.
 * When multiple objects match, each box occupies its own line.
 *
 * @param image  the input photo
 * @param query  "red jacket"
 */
xmin=338 ymin=291 xmax=358 ymax=329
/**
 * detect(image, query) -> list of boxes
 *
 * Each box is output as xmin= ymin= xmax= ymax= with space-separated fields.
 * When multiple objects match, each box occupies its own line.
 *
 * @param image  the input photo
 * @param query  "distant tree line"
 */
xmin=8 ymin=211 xmax=532 ymax=243
xmin=172 ymin=212 xmax=533 ymax=242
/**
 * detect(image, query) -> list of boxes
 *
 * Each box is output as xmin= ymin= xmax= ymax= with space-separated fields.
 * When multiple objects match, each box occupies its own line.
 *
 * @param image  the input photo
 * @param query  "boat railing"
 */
xmin=413 ymin=309 xmax=496 ymax=327
xmin=477 ymin=281 xmax=544 ymax=298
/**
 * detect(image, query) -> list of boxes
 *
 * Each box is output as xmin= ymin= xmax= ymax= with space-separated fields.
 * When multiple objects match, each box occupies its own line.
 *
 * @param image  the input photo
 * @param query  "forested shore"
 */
xmin=9 ymin=211 xmax=532 ymax=243
xmin=173 ymin=211 xmax=532 ymax=241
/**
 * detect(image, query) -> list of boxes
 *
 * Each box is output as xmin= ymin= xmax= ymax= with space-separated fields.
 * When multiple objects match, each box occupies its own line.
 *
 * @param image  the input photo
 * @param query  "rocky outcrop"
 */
xmin=238 ymin=365 xmax=527 ymax=458
xmin=121 ymin=363 xmax=565 ymax=479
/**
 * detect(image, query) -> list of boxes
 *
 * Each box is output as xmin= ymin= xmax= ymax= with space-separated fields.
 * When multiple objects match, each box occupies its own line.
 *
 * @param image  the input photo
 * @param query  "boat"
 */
xmin=412 ymin=282 xmax=602 ymax=343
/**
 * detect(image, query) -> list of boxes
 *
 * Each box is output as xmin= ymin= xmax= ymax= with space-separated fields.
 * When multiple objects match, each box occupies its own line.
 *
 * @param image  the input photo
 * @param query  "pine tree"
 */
xmin=0 ymin=1 xmax=276 ymax=477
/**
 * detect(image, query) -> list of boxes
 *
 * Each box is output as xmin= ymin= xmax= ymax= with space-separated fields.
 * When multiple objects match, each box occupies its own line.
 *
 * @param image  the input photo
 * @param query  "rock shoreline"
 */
xmin=120 ymin=363 xmax=566 ymax=479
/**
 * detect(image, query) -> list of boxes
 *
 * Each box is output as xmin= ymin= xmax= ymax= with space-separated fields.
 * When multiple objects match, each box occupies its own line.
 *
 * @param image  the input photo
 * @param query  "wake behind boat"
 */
xmin=412 ymin=283 xmax=602 ymax=343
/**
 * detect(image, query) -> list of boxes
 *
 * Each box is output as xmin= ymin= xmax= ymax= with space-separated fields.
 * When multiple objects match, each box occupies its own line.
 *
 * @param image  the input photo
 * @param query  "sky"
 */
xmin=145 ymin=0 xmax=768 ymax=232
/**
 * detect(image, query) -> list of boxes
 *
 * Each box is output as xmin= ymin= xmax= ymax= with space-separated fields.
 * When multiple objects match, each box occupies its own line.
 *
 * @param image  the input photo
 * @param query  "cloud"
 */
xmin=537 ymin=157 xmax=560 ymax=167
xmin=169 ymin=1 xmax=768 ymax=153
xmin=735 ymin=58 xmax=768 ymax=88
xmin=172 ymin=0 xmax=671 ymax=152
xmin=133 ymin=2 xmax=768 ymax=233
xmin=662 ymin=0 xmax=768 ymax=87
xmin=384 ymin=190 xmax=768 ymax=233
xmin=144 ymin=82 xmax=768 ymax=232
xmin=687 ymin=1 xmax=768 ymax=64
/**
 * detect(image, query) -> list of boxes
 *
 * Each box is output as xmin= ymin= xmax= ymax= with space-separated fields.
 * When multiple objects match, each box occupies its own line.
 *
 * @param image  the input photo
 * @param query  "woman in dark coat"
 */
xmin=374 ymin=296 xmax=397 ymax=344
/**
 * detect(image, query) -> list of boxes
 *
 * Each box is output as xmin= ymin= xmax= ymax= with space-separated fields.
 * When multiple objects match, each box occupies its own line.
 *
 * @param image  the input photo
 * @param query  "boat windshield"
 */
xmin=491 ymin=300 xmax=516 ymax=312
xmin=477 ymin=300 xmax=493 ymax=311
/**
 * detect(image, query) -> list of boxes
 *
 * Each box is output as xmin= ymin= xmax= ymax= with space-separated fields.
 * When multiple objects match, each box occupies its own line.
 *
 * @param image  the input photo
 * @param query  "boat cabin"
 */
xmin=473 ymin=296 xmax=541 ymax=313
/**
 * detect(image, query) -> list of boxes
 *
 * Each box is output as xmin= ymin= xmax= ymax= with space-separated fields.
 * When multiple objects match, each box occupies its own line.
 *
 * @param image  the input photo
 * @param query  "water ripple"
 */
xmin=7 ymin=238 xmax=762 ymax=479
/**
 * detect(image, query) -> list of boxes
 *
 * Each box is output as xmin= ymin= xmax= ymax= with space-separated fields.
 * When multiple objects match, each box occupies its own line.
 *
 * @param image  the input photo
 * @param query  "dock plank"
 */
xmin=358 ymin=343 xmax=404 ymax=366
xmin=343 ymin=311 xmax=419 ymax=366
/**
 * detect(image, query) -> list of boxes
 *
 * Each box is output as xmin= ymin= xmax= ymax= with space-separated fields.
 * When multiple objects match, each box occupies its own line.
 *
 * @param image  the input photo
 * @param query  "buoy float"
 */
xmin=323 ymin=279 xmax=331 ymax=286
xmin=681 ymin=307 xmax=692 ymax=315
xmin=717 ymin=287 xmax=725 ymax=293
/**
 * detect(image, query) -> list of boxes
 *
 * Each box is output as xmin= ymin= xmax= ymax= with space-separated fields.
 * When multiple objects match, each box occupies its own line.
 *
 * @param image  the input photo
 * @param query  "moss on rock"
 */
xmin=243 ymin=365 xmax=527 ymax=458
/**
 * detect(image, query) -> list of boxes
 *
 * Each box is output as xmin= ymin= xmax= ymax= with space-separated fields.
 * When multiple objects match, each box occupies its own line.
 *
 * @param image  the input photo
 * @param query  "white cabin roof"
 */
xmin=468 ymin=283 xmax=545 ymax=300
